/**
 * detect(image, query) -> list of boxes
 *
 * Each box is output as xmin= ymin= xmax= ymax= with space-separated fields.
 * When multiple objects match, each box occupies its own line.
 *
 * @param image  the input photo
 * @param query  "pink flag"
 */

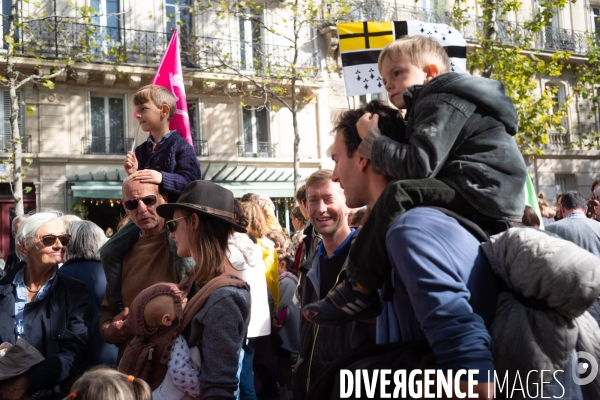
xmin=151 ymin=29 xmax=194 ymax=148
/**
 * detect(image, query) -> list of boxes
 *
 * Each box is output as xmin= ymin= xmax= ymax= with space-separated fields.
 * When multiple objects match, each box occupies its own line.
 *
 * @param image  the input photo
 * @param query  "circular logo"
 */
xmin=572 ymin=351 xmax=599 ymax=386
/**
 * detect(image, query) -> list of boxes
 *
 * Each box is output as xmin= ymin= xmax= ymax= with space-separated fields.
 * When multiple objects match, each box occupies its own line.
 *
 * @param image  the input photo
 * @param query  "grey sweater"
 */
xmin=546 ymin=215 xmax=600 ymax=257
xmin=185 ymin=286 xmax=251 ymax=400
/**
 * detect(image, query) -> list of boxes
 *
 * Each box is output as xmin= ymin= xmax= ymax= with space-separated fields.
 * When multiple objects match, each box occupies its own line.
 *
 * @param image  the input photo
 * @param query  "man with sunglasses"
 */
xmin=99 ymin=177 xmax=184 ymax=359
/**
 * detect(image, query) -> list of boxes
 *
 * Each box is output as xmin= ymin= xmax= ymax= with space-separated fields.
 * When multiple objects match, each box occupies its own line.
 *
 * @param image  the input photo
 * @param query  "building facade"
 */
xmin=2 ymin=0 xmax=600 ymax=254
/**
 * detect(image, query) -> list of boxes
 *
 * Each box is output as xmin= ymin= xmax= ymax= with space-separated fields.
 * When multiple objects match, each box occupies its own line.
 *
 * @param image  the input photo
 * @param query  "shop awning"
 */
xmin=68 ymin=163 xmax=318 ymax=199
xmin=70 ymin=182 xmax=123 ymax=199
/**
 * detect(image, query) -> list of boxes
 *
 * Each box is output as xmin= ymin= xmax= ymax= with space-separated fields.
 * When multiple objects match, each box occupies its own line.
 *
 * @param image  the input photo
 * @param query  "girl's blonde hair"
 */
xmin=241 ymin=201 xmax=268 ymax=242
xmin=378 ymin=35 xmax=451 ymax=75
xmin=64 ymin=367 xmax=151 ymax=400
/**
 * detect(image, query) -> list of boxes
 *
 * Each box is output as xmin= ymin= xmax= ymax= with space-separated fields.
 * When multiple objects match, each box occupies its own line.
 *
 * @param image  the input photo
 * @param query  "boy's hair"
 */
xmin=291 ymin=206 xmax=307 ymax=225
xmin=295 ymin=185 xmax=307 ymax=205
xmin=378 ymin=35 xmax=451 ymax=75
xmin=333 ymin=100 xmax=405 ymax=157
xmin=277 ymin=250 xmax=293 ymax=272
xmin=521 ymin=205 xmax=540 ymax=228
xmin=266 ymin=229 xmax=290 ymax=251
xmin=350 ymin=207 xmax=367 ymax=226
xmin=134 ymin=84 xmax=177 ymax=120
xmin=65 ymin=366 xmax=151 ymax=400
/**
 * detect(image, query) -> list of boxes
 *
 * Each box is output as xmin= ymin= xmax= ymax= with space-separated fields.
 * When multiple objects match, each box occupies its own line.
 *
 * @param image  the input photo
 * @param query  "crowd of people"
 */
xmin=1 ymin=34 xmax=600 ymax=400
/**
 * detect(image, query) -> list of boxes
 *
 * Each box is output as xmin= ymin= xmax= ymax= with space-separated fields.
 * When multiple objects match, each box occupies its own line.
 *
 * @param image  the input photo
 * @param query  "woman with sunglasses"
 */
xmin=0 ymin=211 xmax=92 ymax=400
xmin=155 ymin=180 xmax=251 ymax=399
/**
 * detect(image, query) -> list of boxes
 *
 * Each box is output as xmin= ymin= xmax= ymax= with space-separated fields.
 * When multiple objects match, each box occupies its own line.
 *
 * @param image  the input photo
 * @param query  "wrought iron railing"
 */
xmin=193 ymin=140 xmax=209 ymax=157
xmin=81 ymin=137 xmax=133 ymax=155
xmin=341 ymin=3 xmax=591 ymax=55
xmin=4 ymin=17 xmax=322 ymax=77
xmin=0 ymin=135 xmax=31 ymax=153
xmin=236 ymin=141 xmax=277 ymax=158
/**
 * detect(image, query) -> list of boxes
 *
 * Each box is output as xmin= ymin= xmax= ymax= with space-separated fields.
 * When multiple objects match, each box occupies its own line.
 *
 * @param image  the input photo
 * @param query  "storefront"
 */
xmin=66 ymin=163 xmax=314 ymax=233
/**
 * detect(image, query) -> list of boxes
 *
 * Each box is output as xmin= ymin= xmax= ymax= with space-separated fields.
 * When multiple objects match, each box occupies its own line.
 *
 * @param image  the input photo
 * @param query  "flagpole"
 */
xmin=131 ymin=124 xmax=141 ymax=152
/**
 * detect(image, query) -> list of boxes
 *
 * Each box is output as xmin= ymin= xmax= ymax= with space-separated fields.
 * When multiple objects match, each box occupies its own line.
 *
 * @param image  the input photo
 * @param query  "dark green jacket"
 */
xmin=367 ymin=73 xmax=527 ymax=220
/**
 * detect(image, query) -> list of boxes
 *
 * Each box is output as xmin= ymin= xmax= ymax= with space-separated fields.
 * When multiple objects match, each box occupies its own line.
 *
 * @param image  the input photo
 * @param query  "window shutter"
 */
xmin=2 ymin=91 xmax=9 ymax=137
xmin=2 ymin=91 xmax=23 ymax=139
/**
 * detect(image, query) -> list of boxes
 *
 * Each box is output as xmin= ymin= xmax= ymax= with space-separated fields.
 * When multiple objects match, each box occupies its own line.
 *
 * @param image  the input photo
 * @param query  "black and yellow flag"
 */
xmin=337 ymin=20 xmax=467 ymax=97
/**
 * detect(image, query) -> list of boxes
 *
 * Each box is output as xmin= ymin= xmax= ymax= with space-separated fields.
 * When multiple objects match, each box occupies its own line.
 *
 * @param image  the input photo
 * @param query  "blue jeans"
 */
xmin=237 ymin=337 xmax=257 ymax=400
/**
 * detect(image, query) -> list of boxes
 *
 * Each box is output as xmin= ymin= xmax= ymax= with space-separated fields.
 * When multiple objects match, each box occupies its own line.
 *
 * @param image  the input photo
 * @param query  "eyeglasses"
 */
xmin=123 ymin=195 xmax=157 ymax=210
xmin=166 ymin=216 xmax=187 ymax=233
xmin=39 ymin=234 xmax=71 ymax=247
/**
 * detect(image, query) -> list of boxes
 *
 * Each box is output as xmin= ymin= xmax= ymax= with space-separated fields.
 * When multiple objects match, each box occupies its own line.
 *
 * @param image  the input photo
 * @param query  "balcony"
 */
xmin=0 ymin=135 xmax=31 ymax=153
xmin=237 ymin=141 xmax=277 ymax=158
xmin=194 ymin=140 xmax=209 ymax=157
xmin=344 ymin=3 xmax=591 ymax=55
xmin=6 ymin=17 xmax=322 ymax=77
xmin=549 ymin=132 xmax=570 ymax=147
xmin=82 ymin=137 xmax=133 ymax=155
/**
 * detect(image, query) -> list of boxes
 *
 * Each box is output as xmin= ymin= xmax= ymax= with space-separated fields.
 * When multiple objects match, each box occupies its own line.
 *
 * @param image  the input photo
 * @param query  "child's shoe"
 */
xmin=302 ymin=280 xmax=382 ymax=326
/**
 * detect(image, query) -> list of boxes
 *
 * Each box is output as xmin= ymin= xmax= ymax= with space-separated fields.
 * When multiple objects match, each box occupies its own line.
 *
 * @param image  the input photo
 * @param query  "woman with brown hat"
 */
xmin=155 ymin=180 xmax=251 ymax=399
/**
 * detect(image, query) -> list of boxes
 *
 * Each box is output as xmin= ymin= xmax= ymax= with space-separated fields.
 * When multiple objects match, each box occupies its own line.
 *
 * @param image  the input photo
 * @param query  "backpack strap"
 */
xmin=178 ymin=273 xmax=250 ymax=336
xmin=382 ymin=206 xmax=493 ymax=301
xmin=427 ymin=206 xmax=491 ymax=243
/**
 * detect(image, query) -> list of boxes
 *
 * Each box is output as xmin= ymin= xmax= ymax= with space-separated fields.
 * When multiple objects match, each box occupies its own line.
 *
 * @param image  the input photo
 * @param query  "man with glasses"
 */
xmin=99 ymin=176 xmax=185 ymax=359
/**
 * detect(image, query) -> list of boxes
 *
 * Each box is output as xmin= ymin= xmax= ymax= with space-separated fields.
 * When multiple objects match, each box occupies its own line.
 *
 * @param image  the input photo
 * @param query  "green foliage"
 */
xmin=572 ymin=35 xmax=600 ymax=149
xmin=455 ymin=0 xmax=571 ymax=154
xmin=71 ymin=201 xmax=89 ymax=220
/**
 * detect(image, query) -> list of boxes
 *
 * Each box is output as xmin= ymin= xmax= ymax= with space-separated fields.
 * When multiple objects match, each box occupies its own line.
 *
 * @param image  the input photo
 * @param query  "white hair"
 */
xmin=15 ymin=210 xmax=64 ymax=261
xmin=11 ymin=214 xmax=28 ymax=234
xmin=62 ymin=214 xmax=82 ymax=228
xmin=66 ymin=221 xmax=106 ymax=261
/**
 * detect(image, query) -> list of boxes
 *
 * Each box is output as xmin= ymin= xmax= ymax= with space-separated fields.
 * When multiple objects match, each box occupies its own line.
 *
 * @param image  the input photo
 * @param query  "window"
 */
xmin=166 ymin=0 xmax=193 ymax=38
xmin=187 ymin=100 xmax=208 ymax=156
xmin=1 ymin=0 xmax=10 ymax=49
xmin=593 ymin=7 xmax=600 ymax=33
xmin=238 ymin=9 xmax=263 ymax=71
xmin=555 ymin=174 xmax=577 ymax=193
xmin=359 ymin=92 xmax=386 ymax=106
xmin=91 ymin=0 xmax=121 ymax=41
xmin=88 ymin=95 xmax=126 ymax=154
xmin=239 ymin=106 xmax=274 ymax=157
xmin=420 ymin=0 xmax=444 ymax=10
xmin=546 ymin=83 xmax=568 ymax=125
xmin=0 ymin=91 xmax=24 ymax=152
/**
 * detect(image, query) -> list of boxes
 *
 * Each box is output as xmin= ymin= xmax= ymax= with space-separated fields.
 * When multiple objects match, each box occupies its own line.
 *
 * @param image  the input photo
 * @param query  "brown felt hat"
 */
xmin=157 ymin=180 xmax=246 ymax=233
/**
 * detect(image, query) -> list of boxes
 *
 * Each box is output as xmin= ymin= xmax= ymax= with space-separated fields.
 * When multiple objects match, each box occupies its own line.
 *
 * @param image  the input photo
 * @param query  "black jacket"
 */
xmin=369 ymin=73 xmax=527 ymax=220
xmin=292 ymin=231 xmax=375 ymax=400
xmin=0 ymin=264 xmax=92 ymax=399
xmin=59 ymin=259 xmax=118 ymax=369
xmin=135 ymin=131 xmax=201 ymax=203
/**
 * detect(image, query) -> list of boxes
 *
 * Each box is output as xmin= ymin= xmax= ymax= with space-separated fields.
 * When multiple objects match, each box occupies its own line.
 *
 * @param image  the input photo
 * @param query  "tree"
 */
xmin=460 ymin=0 xmax=571 ymax=155
xmin=193 ymin=0 xmax=350 ymax=195
xmin=1 ymin=0 xmax=117 ymax=215
xmin=572 ymin=36 xmax=600 ymax=149
xmin=349 ymin=0 xmax=571 ymax=155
